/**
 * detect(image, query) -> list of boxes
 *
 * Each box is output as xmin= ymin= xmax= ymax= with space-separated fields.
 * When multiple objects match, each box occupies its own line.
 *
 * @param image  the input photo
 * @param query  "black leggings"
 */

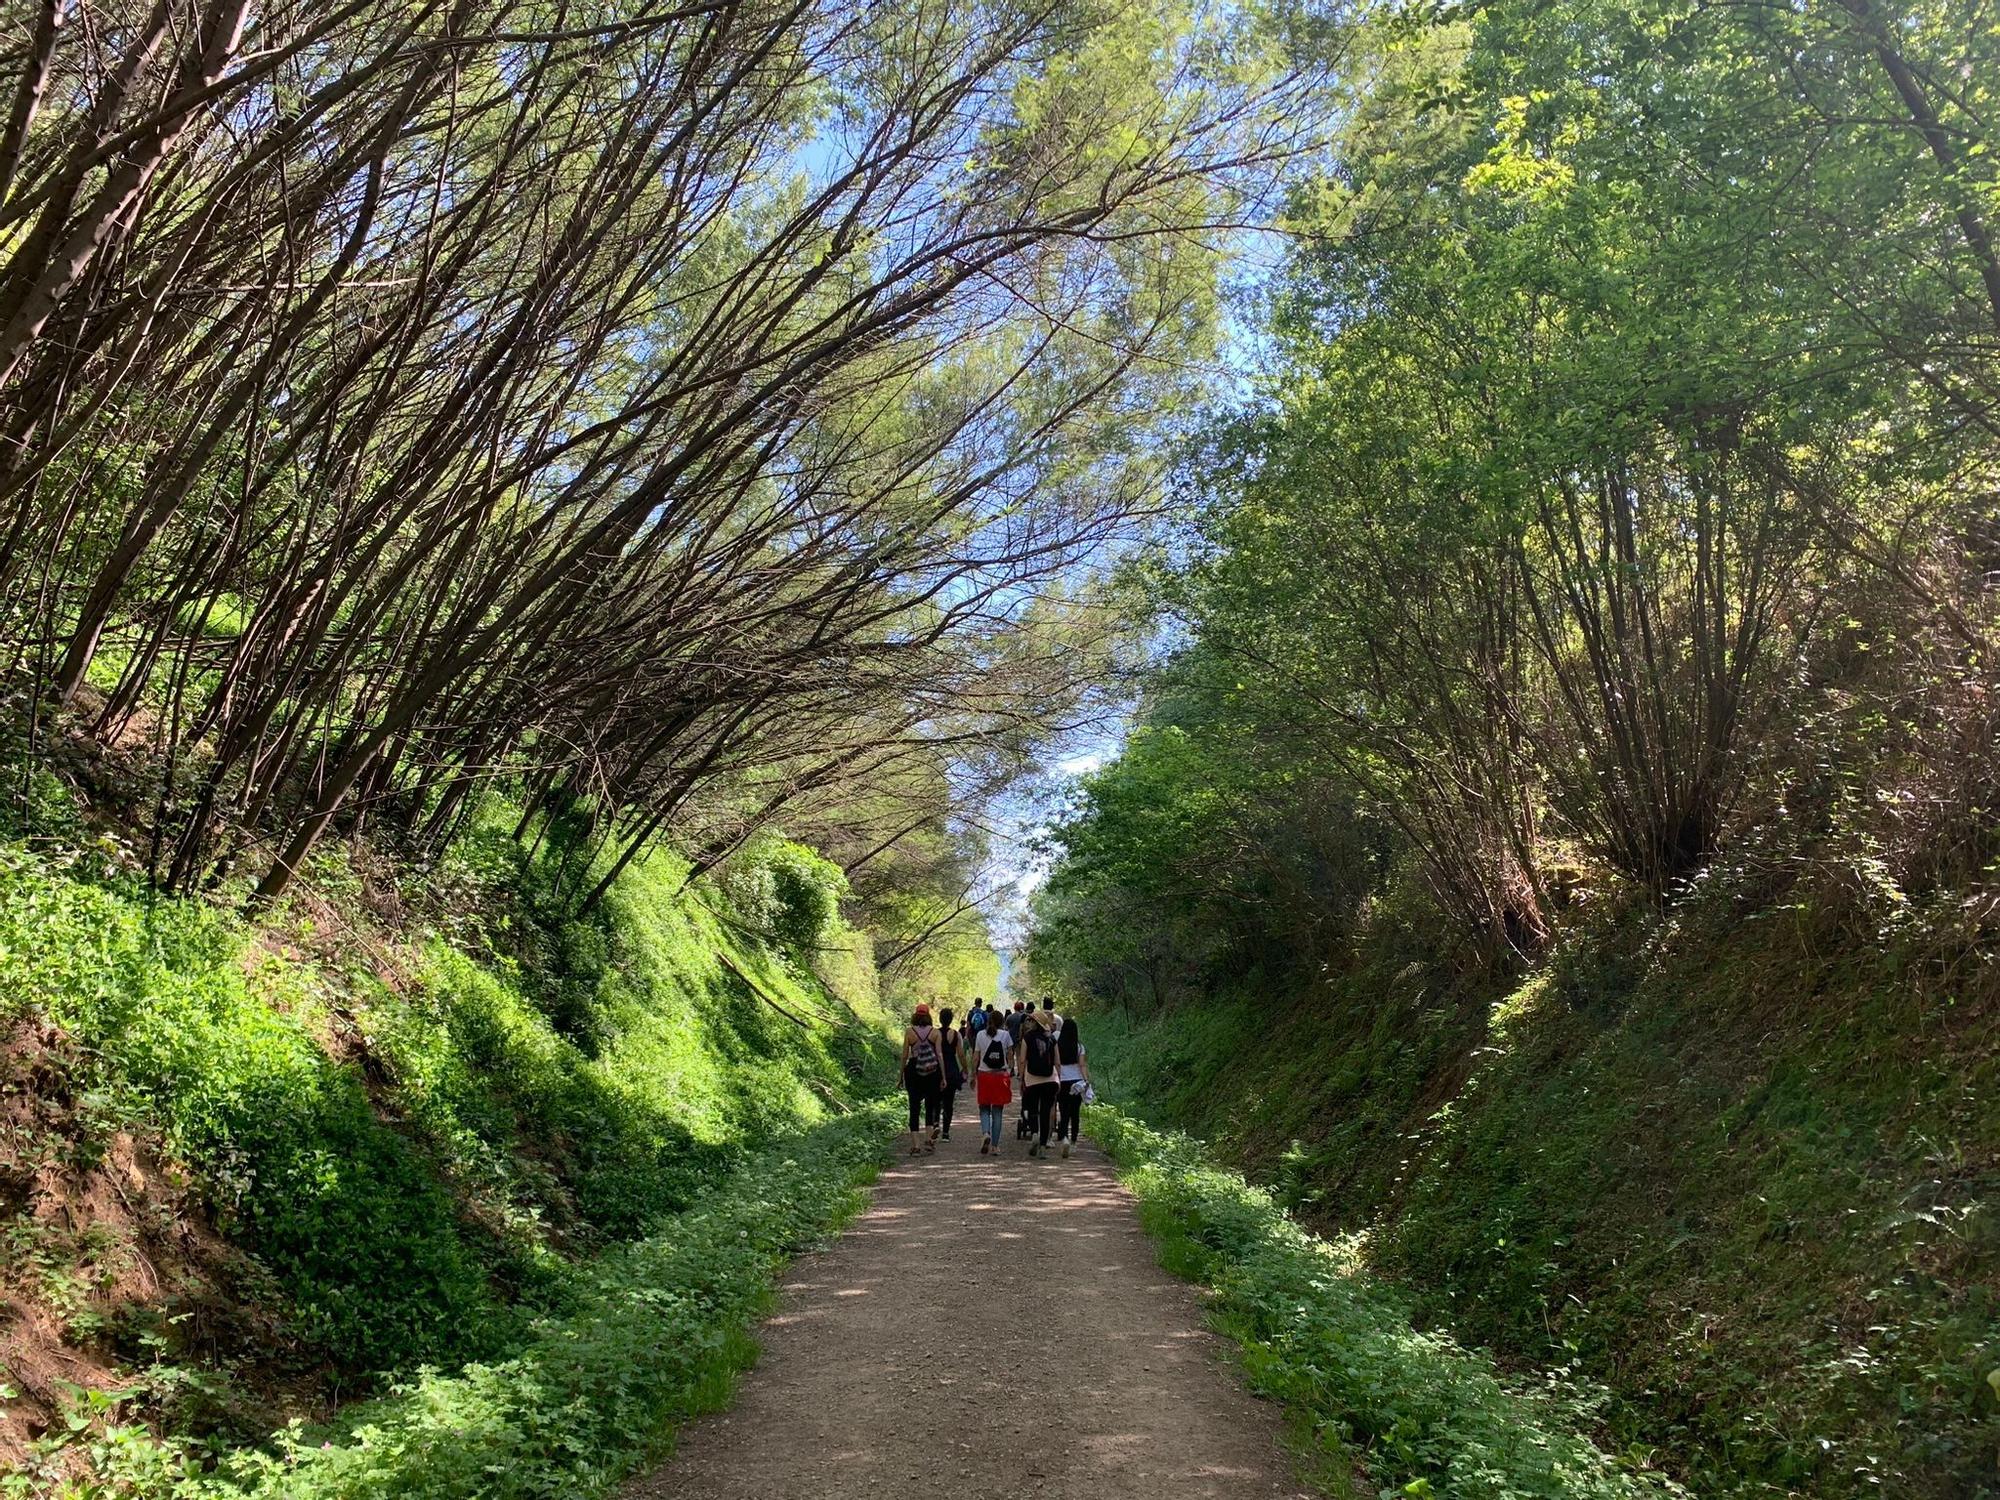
xmin=939 ymin=1082 xmax=959 ymax=1134
xmin=1057 ymin=1083 xmax=1083 ymax=1143
xmin=905 ymin=1067 xmax=942 ymax=1130
xmin=1024 ymin=1081 xmax=1059 ymax=1146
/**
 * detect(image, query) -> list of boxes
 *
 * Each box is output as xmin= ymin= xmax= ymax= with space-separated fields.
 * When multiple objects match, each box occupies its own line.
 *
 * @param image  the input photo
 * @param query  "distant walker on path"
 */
xmin=1055 ymin=1015 xmax=1092 ymax=1159
xmin=1020 ymin=1004 xmax=1060 ymax=1157
xmin=936 ymin=1005 xmax=966 ymax=1141
xmin=973 ymin=1009 xmax=1014 ymax=1154
xmin=901 ymin=1004 xmax=945 ymax=1155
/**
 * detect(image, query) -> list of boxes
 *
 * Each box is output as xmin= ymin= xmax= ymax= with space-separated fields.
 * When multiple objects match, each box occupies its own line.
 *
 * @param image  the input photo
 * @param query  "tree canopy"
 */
xmin=1033 ymin=0 xmax=2000 ymax=988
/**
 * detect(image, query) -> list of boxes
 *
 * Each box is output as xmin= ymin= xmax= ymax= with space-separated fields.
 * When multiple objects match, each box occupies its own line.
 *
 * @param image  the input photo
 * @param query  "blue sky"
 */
xmin=974 ymin=239 xmax=1288 ymax=986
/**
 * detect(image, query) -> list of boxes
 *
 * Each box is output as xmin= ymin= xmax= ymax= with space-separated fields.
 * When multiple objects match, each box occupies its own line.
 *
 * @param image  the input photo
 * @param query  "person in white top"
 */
xmin=971 ymin=1016 xmax=1014 ymax=1155
xmin=1053 ymin=1015 xmax=1093 ymax=1158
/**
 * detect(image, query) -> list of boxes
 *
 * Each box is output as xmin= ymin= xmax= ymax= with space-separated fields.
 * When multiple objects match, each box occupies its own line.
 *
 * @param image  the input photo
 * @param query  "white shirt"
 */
xmin=1058 ymin=1042 xmax=1087 ymax=1084
xmin=973 ymin=1028 xmax=1012 ymax=1072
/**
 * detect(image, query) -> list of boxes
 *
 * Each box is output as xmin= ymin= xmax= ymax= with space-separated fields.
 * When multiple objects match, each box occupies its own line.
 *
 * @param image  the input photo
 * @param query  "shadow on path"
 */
xmin=626 ymin=1101 xmax=1312 ymax=1500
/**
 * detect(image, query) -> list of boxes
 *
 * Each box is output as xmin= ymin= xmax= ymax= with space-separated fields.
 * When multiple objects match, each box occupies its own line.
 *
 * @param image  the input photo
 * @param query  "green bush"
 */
xmin=0 ymin=852 xmax=501 ymax=1372
xmin=721 ymin=839 xmax=849 ymax=952
xmin=1092 ymin=1108 xmax=1680 ymax=1500
xmin=376 ymin=808 xmax=897 ymax=1246
xmin=368 ymin=941 xmax=766 ymax=1245
xmin=1071 ymin=901 xmax=2000 ymax=1499
xmin=0 ymin=819 xmax=898 ymax=1386
xmin=765 ymin=845 xmax=847 ymax=951
xmin=18 ymin=1108 xmax=894 ymax=1500
xmin=0 ymin=759 xmax=87 ymax=845
xmin=1371 ymin=933 xmax=2000 ymax=1497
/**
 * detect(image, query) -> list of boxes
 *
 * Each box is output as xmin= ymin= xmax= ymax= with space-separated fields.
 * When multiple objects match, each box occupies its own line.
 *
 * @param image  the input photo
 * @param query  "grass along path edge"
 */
xmin=1089 ymin=1108 xmax=1684 ymax=1500
xmin=19 ymin=1107 xmax=897 ymax=1500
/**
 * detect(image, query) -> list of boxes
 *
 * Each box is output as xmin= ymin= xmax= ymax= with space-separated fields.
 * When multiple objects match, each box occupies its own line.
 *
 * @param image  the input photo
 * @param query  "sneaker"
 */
xmin=1061 ymin=1141 xmax=1072 ymax=1158
xmin=941 ymin=1130 xmax=950 ymax=1140
xmin=1028 ymin=1142 xmax=1040 ymax=1158
xmin=980 ymin=1140 xmax=990 ymax=1155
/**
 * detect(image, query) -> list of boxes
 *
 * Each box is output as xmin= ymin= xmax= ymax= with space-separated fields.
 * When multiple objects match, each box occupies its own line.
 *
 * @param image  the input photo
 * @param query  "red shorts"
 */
xmin=975 ymin=1071 xmax=1012 ymax=1108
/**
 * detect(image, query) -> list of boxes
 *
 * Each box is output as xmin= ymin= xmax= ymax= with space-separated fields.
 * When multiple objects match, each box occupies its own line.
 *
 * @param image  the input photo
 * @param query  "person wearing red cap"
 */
xmin=900 ymin=1003 xmax=946 ymax=1155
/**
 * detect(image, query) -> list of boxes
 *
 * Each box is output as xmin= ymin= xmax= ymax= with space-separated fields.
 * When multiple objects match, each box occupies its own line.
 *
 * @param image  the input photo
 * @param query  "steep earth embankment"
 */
xmin=1083 ymin=904 xmax=1999 ymax=1498
xmin=0 ymin=811 xmax=896 ymax=1489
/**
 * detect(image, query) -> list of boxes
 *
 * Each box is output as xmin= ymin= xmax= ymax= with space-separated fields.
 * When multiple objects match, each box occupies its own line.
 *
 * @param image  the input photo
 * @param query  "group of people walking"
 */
xmin=898 ymin=997 xmax=1092 ymax=1159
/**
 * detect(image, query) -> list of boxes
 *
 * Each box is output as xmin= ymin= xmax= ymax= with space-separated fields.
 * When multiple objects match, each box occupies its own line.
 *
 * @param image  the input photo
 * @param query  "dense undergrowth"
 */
xmin=1081 ymin=896 xmax=2000 ymax=1499
xmin=0 ymin=793 xmax=899 ymax=1492
xmin=1094 ymin=1108 xmax=1678 ymax=1499
xmin=10 ymin=1109 xmax=893 ymax=1500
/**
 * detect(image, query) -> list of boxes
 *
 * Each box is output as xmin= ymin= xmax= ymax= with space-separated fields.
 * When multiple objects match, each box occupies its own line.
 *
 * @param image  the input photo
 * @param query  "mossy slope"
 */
xmin=0 ymin=819 xmax=895 ymax=1476
xmin=1085 ymin=910 xmax=1999 ymax=1498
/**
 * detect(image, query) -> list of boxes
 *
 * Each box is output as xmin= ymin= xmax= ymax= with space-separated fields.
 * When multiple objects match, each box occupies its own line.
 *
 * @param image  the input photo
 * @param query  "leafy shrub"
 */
xmin=722 ymin=840 xmax=849 ymax=951
xmin=766 ymin=845 xmax=847 ymax=950
xmin=493 ymin=837 xmax=619 ymax=1050
xmin=0 ymin=852 xmax=500 ymax=1372
xmin=1093 ymin=1108 xmax=1680 ymax=1500
xmin=399 ymin=807 xmax=896 ymax=1240
xmin=0 ymin=830 xmax=893 ymax=1381
xmin=0 ymin=759 xmax=87 ymax=845
xmin=370 ymin=946 xmax=736 ymax=1243
xmin=21 ymin=1108 xmax=893 ymax=1500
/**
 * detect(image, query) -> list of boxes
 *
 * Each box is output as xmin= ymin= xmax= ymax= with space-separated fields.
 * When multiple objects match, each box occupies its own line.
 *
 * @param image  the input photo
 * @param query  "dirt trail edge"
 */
xmin=625 ymin=1101 xmax=1314 ymax=1500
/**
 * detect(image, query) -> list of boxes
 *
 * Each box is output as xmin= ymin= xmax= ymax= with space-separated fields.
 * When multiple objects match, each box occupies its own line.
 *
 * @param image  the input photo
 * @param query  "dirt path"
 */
xmin=626 ymin=1098 xmax=1313 ymax=1500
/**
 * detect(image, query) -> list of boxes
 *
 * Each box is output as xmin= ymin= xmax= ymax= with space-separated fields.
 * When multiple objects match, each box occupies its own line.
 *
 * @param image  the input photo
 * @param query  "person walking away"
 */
xmin=1017 ymin=1002 xmax=1045 ymax=1138
xmin=1008 ymin=1000 xmax=1034 ymax=1138
xmin=937 ymin=1005 xmax=966 ymax=1141
xmin=901 ymin=1005 xmax=945 ymax=1155
xmin=1019 ymin=1010 xmax=1060 ymax=1158
xmin=1054 ymin=1016 xmax=1092 ymax=1158
xmin=1040 ymin=997 xmax=1060 ymax=1037
xmin=973 ymin=1011 xmax=1013 ymax=1155
xmin=966 ymin=998 xmax=988 ymax=1040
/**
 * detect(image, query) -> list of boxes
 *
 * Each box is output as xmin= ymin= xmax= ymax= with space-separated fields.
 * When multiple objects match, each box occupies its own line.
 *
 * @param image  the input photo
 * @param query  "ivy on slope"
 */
xmin=33 ymin=1107 xmax=894 ymax=1500
xmin=1092 ymin=1110 xmax=1681 ymax=1500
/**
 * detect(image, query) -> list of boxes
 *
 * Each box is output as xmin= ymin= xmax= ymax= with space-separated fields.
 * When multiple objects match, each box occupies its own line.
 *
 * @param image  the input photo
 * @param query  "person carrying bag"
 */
xmin=972 ymin=1012 xmax=1013 ymax=1155
xmin=901 ymin=1005 xmax=945 ymax=1155
xmin=938 ymin=1005 xmax=967 ymax=1141
xmin=1054 ymin=1015 xmax=1093 ymax=1158
xmin=1019 ymin=1009 xmax=1060 ymax=1158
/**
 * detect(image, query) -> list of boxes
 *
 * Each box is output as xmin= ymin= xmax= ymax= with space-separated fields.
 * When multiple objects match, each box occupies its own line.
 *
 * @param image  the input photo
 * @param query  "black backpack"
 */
xmin=1026 ymin=1027 xmax=1054 ymax=1077
xmin=982 ymin=1032 xmax=1007 ymax=1071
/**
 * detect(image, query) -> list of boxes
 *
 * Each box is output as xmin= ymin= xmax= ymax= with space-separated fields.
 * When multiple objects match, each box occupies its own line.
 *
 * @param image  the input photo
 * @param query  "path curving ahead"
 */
xmin=626 ymin=1100 xmax=1313 ymax=1500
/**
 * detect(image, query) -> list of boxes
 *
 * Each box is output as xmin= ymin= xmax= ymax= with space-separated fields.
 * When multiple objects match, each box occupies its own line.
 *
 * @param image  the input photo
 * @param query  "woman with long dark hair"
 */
xmin=1054 ymin=1015 xmax=1092 ymax=1158
xmin=1019 ymin=1007 xmax=1060 ymax=1157
xmin=936 ymin=1005 xmax=966 ymax=1141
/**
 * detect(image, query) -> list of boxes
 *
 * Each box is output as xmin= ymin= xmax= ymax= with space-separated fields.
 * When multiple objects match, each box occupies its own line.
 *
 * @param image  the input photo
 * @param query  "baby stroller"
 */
xmin=1016 ymin=1097 xmax=1033 ymax=1139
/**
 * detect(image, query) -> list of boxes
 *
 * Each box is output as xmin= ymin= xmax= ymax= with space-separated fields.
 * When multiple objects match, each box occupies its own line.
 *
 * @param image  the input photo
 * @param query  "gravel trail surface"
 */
xmin=627 ymin=1101 xmax=1313 ymax=1500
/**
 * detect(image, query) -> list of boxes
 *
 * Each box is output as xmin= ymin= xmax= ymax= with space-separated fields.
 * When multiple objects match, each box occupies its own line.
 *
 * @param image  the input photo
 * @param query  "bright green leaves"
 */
xmin=1462 ymin=92 xmax=1582 ymax=205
